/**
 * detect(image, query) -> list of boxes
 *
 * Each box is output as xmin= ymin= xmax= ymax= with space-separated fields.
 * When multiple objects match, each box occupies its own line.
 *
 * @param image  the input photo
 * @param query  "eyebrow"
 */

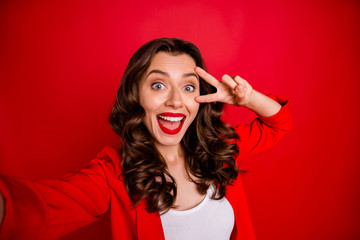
xmin=146 ymin=69 xmax=199 ymax=80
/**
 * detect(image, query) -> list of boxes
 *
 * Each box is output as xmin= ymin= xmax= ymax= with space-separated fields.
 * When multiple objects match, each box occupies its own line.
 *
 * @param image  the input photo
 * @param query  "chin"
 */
xmin=155 ymin=134 xmax=184 ymax=147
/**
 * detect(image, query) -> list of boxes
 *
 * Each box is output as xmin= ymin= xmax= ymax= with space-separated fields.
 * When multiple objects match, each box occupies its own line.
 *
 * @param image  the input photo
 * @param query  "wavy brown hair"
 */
xmin=109 ymin=38 xmax=241 ymax=213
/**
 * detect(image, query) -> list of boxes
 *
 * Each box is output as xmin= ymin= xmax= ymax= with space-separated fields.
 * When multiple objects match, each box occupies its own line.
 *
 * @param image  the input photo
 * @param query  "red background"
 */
xmin=0 ymin=0 xmax=359 ymax=239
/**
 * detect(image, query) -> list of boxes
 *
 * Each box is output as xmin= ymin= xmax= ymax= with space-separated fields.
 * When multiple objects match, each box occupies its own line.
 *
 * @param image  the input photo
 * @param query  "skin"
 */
xmin=139 ymin=52 xmax=200 ymax=161
xmin=139 ymin=52 xmax=281 ymax=210
xmin=194 ymin=67 xmax=281 ymax=117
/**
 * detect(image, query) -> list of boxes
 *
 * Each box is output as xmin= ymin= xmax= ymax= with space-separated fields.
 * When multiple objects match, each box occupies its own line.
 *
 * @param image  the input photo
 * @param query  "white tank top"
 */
xmin=160 ymin=186 xmax=235 ymax=240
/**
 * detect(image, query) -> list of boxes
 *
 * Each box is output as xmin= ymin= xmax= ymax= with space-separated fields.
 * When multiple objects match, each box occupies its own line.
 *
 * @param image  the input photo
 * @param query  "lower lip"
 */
xmin=157 ymin=117 xmax=186 ymax=135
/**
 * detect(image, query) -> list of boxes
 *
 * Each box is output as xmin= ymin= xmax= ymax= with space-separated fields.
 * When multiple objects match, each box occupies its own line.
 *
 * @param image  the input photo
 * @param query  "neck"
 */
xmin=155 ymin=143 xmax=185 ymax=165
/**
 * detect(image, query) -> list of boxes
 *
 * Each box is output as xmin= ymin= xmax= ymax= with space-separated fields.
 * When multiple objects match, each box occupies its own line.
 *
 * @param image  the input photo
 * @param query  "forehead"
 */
xmin=146 ymin=52 xmax=196 ymax=71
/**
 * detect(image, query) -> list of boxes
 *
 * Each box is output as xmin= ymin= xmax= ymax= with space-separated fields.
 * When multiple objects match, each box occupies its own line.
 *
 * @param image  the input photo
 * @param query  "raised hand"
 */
xmin=194 ymin=67 xmax=253 ymax=107
xmin=194 ymin=67 xmax=282 ymax=117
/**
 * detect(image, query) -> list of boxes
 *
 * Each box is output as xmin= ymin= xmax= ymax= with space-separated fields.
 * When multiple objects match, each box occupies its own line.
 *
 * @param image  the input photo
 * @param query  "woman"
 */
xmin=0 ymin=38 xmax=292 ymax=239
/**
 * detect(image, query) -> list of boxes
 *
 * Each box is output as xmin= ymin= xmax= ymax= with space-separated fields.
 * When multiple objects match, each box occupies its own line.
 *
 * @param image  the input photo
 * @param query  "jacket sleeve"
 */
xmin=0 ymin=146 xmax=119 ymax=240
xmin=235 ymin=95 xmax=293 ymax=162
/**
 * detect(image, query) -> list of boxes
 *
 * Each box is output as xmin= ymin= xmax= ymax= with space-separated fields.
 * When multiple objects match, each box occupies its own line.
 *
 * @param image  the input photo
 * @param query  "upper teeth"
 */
xmin=158 ymin=115 xmax=184 ymax=122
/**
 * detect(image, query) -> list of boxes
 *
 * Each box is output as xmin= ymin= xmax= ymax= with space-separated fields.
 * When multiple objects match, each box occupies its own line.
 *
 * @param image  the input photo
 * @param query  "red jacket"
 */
xmin=0 ymin=95 xmax=292 ymax=240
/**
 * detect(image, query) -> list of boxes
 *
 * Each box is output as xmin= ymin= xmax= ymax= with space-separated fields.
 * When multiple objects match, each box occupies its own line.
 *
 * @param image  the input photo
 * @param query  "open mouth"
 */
xmin=157 ymin=112 xmax=186 ymax=135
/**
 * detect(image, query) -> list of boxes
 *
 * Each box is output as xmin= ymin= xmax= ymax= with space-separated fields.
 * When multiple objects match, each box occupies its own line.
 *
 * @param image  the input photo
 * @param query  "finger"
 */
xmin=195 ymin=93 xmax=219 ymax=103
xmin=233 ymin=76 xmax=247 ymax=89
xmin=195 ymin=67 xmax=219 ymax=87
xmin=221 ymin=74 xmax=237 ymax=89
xmin=235 ymin=85 xmax=247 ymax=98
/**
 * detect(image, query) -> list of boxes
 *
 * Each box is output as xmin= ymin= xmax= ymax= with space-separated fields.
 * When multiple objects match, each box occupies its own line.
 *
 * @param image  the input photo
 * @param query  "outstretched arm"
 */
xmin=0 ymin=153 xmax=113 ymax=239
xmin=195 ymin=67 xmax=281 ymax=116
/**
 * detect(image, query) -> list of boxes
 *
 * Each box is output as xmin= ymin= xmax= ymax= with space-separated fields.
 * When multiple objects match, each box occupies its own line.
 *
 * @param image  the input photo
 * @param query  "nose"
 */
xmin=165 ymin=88 xmax=183 ymax=109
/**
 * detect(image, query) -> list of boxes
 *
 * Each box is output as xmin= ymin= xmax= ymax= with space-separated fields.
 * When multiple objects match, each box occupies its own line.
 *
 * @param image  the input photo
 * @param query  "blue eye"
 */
xmin=183 ymin=85 xmax=195 ymax=92
xmin=151 ymin=82 xmax=165 ymax=90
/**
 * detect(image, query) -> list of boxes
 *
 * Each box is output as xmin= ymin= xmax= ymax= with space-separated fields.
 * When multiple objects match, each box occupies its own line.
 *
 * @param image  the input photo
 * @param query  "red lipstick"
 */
xmin=158 ymin=112 xmax=185 ymax=117
xmin=157 ymin=112 xmax=186 ymax=135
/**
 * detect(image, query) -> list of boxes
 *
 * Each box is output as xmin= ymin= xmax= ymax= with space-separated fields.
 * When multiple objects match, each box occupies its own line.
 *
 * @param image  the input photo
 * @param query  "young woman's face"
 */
xmin=139 ymin=52 xmax=200 ymax=147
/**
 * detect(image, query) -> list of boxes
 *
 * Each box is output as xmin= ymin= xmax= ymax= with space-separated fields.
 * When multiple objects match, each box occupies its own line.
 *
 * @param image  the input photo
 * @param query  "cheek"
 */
xmin=188 ymin=100 xmax=200 ymax=118
xmin=142 ymin=98 xmax=162 ymax=115
xmin=140 ymin=91 xmax=157 ymax=114
xmin=140 ymin=97 xmax=163 ymax=128
xmin=142 ymin=105 xmax=156 ymax=126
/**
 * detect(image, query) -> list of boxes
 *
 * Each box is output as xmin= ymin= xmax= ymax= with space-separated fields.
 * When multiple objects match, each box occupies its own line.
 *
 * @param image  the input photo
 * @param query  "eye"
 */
xmin=183 ymin=85 xmax=195 ymax=92
xmin=151 ymin=82 xmax=165 ymax=91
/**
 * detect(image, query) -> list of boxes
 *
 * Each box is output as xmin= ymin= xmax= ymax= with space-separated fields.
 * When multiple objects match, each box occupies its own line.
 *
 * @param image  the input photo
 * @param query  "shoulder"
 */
xmin=96 ymin=145 xmax=121 ymax=165
xmin=83 ymin=145 xmax=123 ymax=177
